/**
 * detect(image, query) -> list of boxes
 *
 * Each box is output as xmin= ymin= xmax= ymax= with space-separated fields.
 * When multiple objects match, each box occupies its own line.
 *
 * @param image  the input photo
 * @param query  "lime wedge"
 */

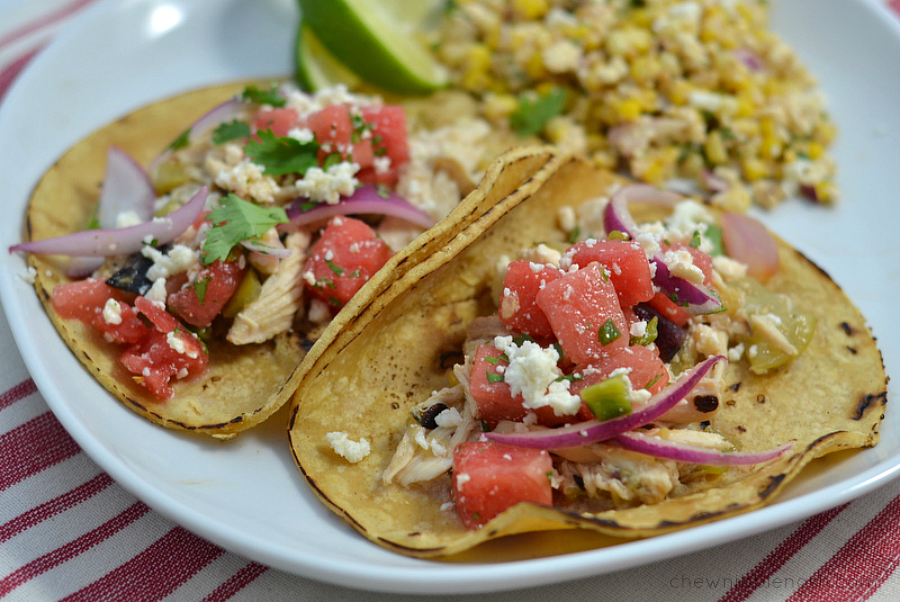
xmin=295 ymin=24 xmax=362 ymax=92
xmin=298 ymin=0 xmax=449 ymax=95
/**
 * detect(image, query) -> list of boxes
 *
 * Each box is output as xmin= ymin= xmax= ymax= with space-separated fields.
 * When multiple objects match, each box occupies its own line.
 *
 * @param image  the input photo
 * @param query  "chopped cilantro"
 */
xmin=241 ymin=84 xmax=285 ymax=107
xmin=644 ymin=373 xmax=663 ymax=390
xmin=598 ymin=319 xmax=622 ymax=345
xmin=321 ymin=151 xmax=343 ymax=170
xmin=567 ymin=225 xmax=581 ymax=244
xmin=168 ymin=128 xmax=191 ymax=151
xmin=244 ymin=130 xmax=320 ymax=176
xmin=327 ymin=296 xmax=343 ymax=307
xmin=512 ymin=333 xmax=535 ymax=346
xmin=325 ymin=258 xmax=345 ymax=276
xmin=486 ymin=372 xmax=505 ymax=383
xmin=201 ymin=194 xmax=288 ymax=265
xmin=193 ymin=276 xmax=212 ymax=305
xmin=509 ymin=87 xmax=568 ymax=137
xmin=690 ymin=230 xmax=703 ymax=248
xmin=212 ymin=120 xmax=251 ymax=145
xmin=348 ymin=269 xmax=361 ymax=278
xmin=704 ymin=224 xmax=725 ymax=256
xmin=375 ymin=184 xmax=391 ymax=199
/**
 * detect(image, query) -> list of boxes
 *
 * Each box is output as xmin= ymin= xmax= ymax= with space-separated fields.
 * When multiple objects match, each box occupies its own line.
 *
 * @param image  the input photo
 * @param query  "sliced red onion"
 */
xmin=700 ymin=169 xmax=731 ymax=194
xmin=148 ymin=97 xmax=245 ymax=171
xmin=733 ymin=48 xmax=764 ymax=72
xmin=614 ymin=431 xmax=793 ymax=465
xmin=97 ymin=146 xmax=156 ymax=229
xmin=10 ymin=187 xmax=207 ymax=257
xmin=484 ymin=355 xmax=725 ymax=449
xmin=66 ymin=256 xmax=105 ymax=278
xmin=282 ymin=184 xmax=435 ymax=229
xmin=720 ymin=211 xmax=779 ymax=282
xmin=603 ymin=185 xmax=722 ymax=315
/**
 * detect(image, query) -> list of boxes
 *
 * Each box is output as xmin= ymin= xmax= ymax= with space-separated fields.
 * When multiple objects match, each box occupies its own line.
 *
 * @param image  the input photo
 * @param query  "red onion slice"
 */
xmin=148 ymin=97 xmax=245 ymax=171
xmin=614 ymin=431 xmax=793 ymax=465
xmin=97 ymin=146 xmax=156 ymax=229
xmin=720 ymin=211 xmax=779 ymax=282
xmin=483 ymin=355 xmax=725 ymax=449
xmin=10 ymin=187 xmax=208 ymax=257
xmin=603 ymin=185 xmax=722 ymax=315
xmin=282 ymin=184 xmax=435 ymax=229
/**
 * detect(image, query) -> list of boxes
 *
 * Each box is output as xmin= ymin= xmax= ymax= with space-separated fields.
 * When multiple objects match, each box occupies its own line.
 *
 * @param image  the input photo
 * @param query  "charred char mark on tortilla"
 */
xmin=796 ymin=248 xmax=832 ymax=281
xmin=841 ymin=321 xmax=856 ymax=336
xmin=853 ymin=391 xmax=888 ymax=421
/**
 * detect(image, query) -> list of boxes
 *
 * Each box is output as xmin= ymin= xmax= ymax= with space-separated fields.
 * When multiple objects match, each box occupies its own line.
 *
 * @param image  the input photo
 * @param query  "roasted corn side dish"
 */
xmin=434 ymin=0 xmax=838 ymax=209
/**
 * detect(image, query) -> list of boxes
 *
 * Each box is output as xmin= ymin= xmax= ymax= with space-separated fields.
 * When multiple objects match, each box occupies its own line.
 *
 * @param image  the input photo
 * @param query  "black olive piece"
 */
xmin=413 ymin=402 xmax=449 ymax=430
xmin=105 ymin=254 xmax=155 ymax=295
xmin=634 ymin=302 xmax=687 ymax=362
xmin=692 ymin=395 xmax=719 ymax=413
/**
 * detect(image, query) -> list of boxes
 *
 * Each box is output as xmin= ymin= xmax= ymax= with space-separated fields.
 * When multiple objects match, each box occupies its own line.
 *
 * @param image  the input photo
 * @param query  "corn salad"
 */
xmin=433 ymin=0 xmax=838 ymax=209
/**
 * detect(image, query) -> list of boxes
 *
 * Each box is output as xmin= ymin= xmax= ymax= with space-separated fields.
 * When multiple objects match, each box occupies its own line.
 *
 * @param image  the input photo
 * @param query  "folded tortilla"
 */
xmin=287 ymin=146 xmax=887 ymax=557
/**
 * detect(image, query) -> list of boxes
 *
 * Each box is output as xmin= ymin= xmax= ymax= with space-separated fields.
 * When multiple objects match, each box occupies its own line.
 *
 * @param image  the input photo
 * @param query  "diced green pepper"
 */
xmin=580 ymin=374 xmax=632 ymax=421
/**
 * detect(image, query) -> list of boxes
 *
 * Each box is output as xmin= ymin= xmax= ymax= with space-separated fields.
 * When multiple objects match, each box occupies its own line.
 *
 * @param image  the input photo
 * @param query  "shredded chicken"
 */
xmin=382 ymin=383 xmax=478 ymax=486
xmin=557 ymin=444 xmax=680 ymax=506
xmin=226 ymin=231 xmax=309 ymax=345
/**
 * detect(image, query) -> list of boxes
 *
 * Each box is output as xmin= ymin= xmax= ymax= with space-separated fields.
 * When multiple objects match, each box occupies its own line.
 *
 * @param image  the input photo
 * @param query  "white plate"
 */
xmin=1 ymin=0 xmax=899 ymax=594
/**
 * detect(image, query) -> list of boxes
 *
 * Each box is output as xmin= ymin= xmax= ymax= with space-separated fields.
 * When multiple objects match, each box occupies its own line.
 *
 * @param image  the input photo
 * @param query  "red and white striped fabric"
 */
xmin=2 ymin=1 xmax=900 ymax=601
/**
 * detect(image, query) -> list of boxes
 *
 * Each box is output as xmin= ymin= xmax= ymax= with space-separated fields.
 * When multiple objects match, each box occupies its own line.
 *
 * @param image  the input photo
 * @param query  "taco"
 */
xmin=10 ymin=81 xmax=524 ymax=439
xmin=287 ymin=146 xmax=887 ymax=557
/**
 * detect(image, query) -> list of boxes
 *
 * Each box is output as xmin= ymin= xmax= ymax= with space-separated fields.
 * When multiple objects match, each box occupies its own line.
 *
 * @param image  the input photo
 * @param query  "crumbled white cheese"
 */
xmin=142 ymin=244 xmax=198 ymax=282
xmin=293 ymin=161 xmax=360 ymax=205
xmin=287 ymin=127 xmax=315 ymax=144
xmin=18 ymin=267 xmax=37 ymax=284
xmin=326 ymin=431 xmax=371 ymax=463
xmin=115 ymin=210 xmax=144 ymax=229
xmin=493 ymin=336 xmax=581 ymax=416
xmin=712 ymin=255 xmax=748 ymax=280
xmin=166 ymin=331 xmax=198 ymax=359
xmin=144 ymin=278 xmax=168 ymax=305
xmin=434 ymin=407 xmax=462 ymax=429
xmin=102 ymin=298 xmax=123 ymax=325
xmin=663 ymin=248 xmax=705 ymax=283
xmin=542 ymin=39 xmax=581 ymax=73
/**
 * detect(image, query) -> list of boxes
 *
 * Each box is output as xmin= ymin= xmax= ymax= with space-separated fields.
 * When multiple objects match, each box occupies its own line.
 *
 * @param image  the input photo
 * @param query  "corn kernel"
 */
xmin=806 ymin=140 xmax=824 ymax=160
xmin=483 ymin=93 xmax=518 ymax=121
xmin=512 ymin=0 xmax=548 ymax=21
xmin=704 ymin=131 xmax=728 ymax=165
xmin=741 ymin=157 xmax=769 ymax=181
xmin=616 ymin=98 xmax=643 ymax=122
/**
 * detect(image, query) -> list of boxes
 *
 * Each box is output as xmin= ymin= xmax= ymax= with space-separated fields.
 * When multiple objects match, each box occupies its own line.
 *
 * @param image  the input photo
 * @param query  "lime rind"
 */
xmin=299 ymin=0 xmax=448 ymax=95
xmin=295 ymin=23 xmax=362 ymax=92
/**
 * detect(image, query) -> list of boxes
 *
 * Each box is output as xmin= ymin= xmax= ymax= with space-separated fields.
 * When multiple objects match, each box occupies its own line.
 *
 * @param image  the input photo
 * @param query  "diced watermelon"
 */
xmin=305 ymin=104 xmax=374 ymax=171
xmin=303 ymin=216 xmax=393 ymax=309
xmin=51 ymin=279 xmax=149 ymax=344
xmin=535 ymin=262 xmax=629 ymax=365
xmin=563 ymin=239 xmax=654 ymax=307
xmin=571 ymin=344 xmax=669 ymax=398
xmin=254 ymin=107 xmax=301 ymax=138
xmin=647 ymin=290 xmax=692 ymax=327
xmin=452 ymin=440 xmax=553 ymax=530
xmin=497 ymin=259 xmax=561 ymax=340
xmin=167 ymin=259 xmax=246 ymax=328
xmin=357 ymin=105 xmax=409 ymax=186
xmin=122 ymin=296 xmax=209 ymax=400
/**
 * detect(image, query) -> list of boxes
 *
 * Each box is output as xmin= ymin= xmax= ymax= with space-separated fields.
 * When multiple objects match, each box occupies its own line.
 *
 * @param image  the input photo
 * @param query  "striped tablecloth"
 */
xmin=2 ymin=1 xmax=900 ymax=600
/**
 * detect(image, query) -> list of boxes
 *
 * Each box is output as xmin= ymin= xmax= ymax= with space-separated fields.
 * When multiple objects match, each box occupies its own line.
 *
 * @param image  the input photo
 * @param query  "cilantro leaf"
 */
xmin=201 ymin=194 xmax=288 ymax=265
xmin=241 ymin=84 xmax=286 ymax=107
xmin=509 ymin=88 xmax=568 ymax=137
xmin=193 ymin=276 xmax=212 ymax=305
xmin=168 ymin=128 xmax=191 ymax=151
xmin=244 ymin=129 xmax=320 ymax=176
xmin=212 ymin=120 xmax=251 ymax=145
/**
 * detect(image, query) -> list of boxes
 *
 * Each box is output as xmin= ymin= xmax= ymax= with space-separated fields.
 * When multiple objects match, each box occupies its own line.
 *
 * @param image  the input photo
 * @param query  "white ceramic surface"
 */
xmin=1 ymin=0 xmax=899 ymax=594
